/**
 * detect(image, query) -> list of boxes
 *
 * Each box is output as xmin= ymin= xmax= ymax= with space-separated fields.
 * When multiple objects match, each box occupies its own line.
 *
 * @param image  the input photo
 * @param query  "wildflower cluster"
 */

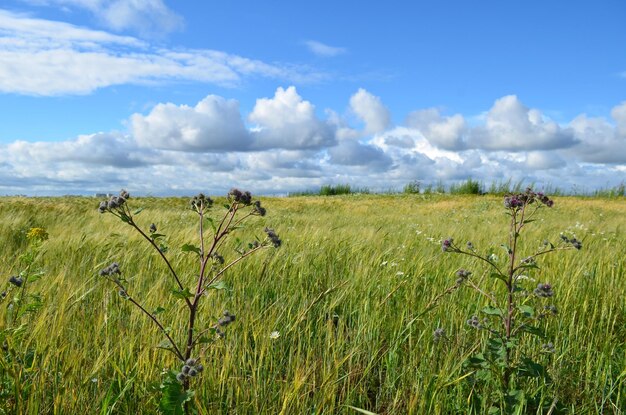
xmin=176 ymin=358 xmax=204 ymax=383
xmin=190 ymin=193 xmax=213 ymax=212
xmin=455 ymin=269 xmax=471 ymax=285
xmin=264 ymin=227 xmax=282 ymax=248
xmin=215 ymin=310 xmax=236 ymax=338
xmin=98 ymin=189 xmax=130 ymax=213
xmin=503 ymin=188 xmax=554 ymax=209
xmin=99 ymin=262 xmax=121 ymax=277
xmin=560 ymin=234 xmax=583 ymax=250
xmin=26 ymin=227 xmax=48 ymax=242
xmin=533 ymin=282 xmax=554 ymax=298
xmin=228 ymin=188 xmax=252 ymax=205
xmin=8 ymin=275 xmax=23 ymax=287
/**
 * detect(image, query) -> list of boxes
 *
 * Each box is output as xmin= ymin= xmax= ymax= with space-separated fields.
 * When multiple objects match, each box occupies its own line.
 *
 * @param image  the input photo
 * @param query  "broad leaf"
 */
xmin=159 ymin=371 xmax=194 ymax=415
xmin=181 ymin=244 xmax=201 ymax=256
xmin=171 ymin=288 xmax=194 ymax=300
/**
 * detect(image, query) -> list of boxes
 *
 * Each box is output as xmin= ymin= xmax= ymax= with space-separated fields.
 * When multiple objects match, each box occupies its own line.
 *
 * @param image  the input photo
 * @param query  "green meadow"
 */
xmin=1 ymin=194 xmax=624 ymax=414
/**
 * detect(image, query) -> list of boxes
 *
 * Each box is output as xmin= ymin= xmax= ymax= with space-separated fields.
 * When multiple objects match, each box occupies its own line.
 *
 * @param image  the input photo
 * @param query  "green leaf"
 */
xmin=500 ymin=243 xmax=512 ymax=255
xmin=133 ymin=208 xmax=144 ymax=215
xmin=171 ymin=288 xmax=194 ymax=300
xmin=150 ymin=233 xmax=166 ymax=240
xmin=159 ymin=371 xmax=194 ymax=415
xmin=517 ymin=262 xmax=539 ymax=270
xmin=489 ymin=272 xmax=507 ymax=283
xmin=505 ymin=389 xmax=525 ymax=412
xmin=153 ymin=306 xmax=166 ymax=315
xmin=482 ymin=306 xmax=503 ymax=316
xmin=156 ymin=339 xmax=173 ymax=350
xmin=519 ymin=325 xmax=544 ymax=337
xmin=207 ymin=280 xmax=228 ymax=291
xmin=517 ymin=304 xmax=534 ymax=317
xmin=195 ymin=333 xmax=215 ymax=345
xmin=522 ymin=219 xmax=536 ymax=224
xmin=181 ymin=244 xmax=201 ymax=256
xmin=518 ymin=357 xmax=548 ymax=379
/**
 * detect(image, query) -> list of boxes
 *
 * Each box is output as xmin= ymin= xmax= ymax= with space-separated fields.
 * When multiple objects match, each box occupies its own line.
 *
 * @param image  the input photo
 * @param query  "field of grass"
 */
xmin=0 ymin=194 xmax=625 ymax=414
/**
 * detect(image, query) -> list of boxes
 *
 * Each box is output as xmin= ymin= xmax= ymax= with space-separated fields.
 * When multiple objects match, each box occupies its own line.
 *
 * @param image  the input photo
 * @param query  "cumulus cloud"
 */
xmin=567 ymin=102 xmax=626 ymax=164
xmin=6 ymin=132 xmax=146 ymax=167
xmin=468 ymin=95 xmax=577 ymax=151
xmin=304 ymin=40 xmax=346 ymax=57
xmin=131 ymin=95 xmax=251 ymax=152
xmin=0 ymin=10 xmax=325 ymax=95
xmin=524 ymin=151 xmax=566 ymax=170
xmin=327 ymin=140 xmax=392 ymax=171
xmin=249 ymin=86 xmax=335 ymax=150
xmin=349 ymin=88 xmax=391 ymax=135
xmin=405 ymin=108 xmax=466 ymax=150
xmin=0 ymin=89 xmax=624 ymax=196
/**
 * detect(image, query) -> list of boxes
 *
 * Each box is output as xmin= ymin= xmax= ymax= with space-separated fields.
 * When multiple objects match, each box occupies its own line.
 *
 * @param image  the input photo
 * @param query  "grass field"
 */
xmin=1 ymin=194 xmax=625 ymax=414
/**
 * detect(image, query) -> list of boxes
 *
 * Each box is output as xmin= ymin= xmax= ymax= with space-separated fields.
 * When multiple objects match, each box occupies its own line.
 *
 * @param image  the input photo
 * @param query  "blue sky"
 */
xmin=0 ymin=0 xmax=625 ymax=195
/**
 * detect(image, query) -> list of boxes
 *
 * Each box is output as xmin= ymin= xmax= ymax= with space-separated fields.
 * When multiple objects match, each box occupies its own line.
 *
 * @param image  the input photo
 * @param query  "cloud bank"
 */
xmin=1 ymin=87 xmax=624 ymax=195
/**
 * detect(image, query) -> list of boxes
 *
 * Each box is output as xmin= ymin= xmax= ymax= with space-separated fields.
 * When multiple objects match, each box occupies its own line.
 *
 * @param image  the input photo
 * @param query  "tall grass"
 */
xmin=0 ymin=194 xmax=624 ymax=413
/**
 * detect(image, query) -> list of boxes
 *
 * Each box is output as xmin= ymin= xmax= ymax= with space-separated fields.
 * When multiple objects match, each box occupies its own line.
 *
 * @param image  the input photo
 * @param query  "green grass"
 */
xmin=0 ymin=194 xmax=625 ymax=414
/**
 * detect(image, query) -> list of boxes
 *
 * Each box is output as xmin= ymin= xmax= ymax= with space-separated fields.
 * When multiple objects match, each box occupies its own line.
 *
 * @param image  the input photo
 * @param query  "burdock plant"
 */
xmin=97 ymin=189 xmax=280 ymax=414
xmin=440 ymin=189 xmax=581 ymax=413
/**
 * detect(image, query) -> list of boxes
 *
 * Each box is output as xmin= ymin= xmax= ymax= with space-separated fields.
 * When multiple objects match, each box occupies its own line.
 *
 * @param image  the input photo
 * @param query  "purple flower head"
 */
xmin=534 ymin=282 xmax=554 ymax=298
xmin=9 ymin=275 xmax=23 ymax=287
xmin=441 ymin=238 xmax=453 ymax=252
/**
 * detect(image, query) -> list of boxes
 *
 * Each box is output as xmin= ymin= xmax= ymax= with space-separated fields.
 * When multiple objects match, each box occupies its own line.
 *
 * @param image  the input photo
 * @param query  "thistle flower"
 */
xmin=264 ymin=228 xmax=281 ymax=248
xmin=149 ymin=223 xmax=157 ymax=233
xmin=252 ymin=200 xmax=266 ymax=216
xmin=190 ymin=193 xmax=213 ymax=211
xmin=466 ymin=315 xmax=482 ymax=329
xmin=228 ymin=188 xmax=252 ymax=205
xmin=218 ymin=310 xmax=236 ymax=326
xmin=534 ymin=283 xmax=554 ymax=298
xmin=99 ymin=262 xmax=121 ymax=277
xmin=441 ymin=238 xmax=453 ymax=252
xmin=455 ymin=269 xmax=471 ymax=285
xmin=9 ymin=276 xmax=23 ymax=287
xmin=541 ymin=342 xmax=556 ymax=353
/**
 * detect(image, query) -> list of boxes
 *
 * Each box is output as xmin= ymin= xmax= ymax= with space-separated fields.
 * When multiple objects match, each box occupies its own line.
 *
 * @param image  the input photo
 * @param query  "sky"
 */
xmin=0 ymin=0 xmax=625 ymax=196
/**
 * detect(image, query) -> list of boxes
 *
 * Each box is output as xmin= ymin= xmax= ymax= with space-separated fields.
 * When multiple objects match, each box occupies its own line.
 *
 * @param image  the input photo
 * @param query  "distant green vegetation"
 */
xmin=0 ymin=194 xmax=625 ymax=413
xmin=289 ymin=179 xmax=626 ymax=198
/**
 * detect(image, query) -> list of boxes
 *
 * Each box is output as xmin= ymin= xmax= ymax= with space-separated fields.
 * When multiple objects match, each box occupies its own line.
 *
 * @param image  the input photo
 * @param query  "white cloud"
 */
xmin=0 ymin=90 xmax=624 ymax=196
xmin=17 ymin=0 xmax=184 ymax=36
xmin=467 ymin=95 xmax=577 ymax=151
xmin=131 ymin=95 xmax=251 ymax=152
xmin=567 ymin=102 xmax=626 ymax=164
xmin=405 ymin=108 xmax=466 ymax=150
xmin=349 ymin=88 xmax=391 ymax=135
xmin=249 ymin=86 xmax=335 ymax=150
xmin=611 ymin=101 xmax=626 ymax=136
xmin=305 ymin=40 xmax=346 ymax=57
xmin=327 ymin=140 xmax=392 ymax=171
xmin=0 ymin=10 xmax=325 ymax=95
xmin=524 ymin=151 xmax=566 ymax=170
